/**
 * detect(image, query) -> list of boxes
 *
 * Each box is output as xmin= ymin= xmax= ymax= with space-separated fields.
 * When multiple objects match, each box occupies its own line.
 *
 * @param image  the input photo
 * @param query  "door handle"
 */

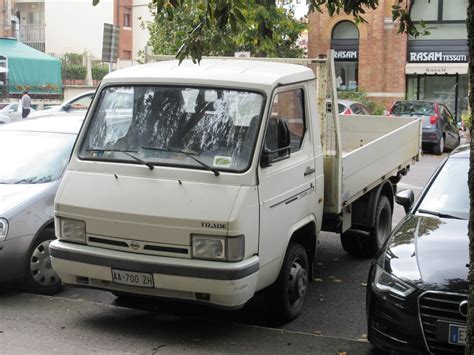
xmin=304 ymin=167 xmax=315 ymax=176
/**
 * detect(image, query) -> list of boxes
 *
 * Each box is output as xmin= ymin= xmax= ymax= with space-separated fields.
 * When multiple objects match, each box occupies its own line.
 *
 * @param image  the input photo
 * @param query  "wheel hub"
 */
xmin=289 ymin=260 xmax=308 ymax=302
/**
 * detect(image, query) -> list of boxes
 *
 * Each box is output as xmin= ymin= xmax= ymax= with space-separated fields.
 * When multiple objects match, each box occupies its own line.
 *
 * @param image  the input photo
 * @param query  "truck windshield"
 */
xmin=80 ymin=86 xmax=264 ymax=173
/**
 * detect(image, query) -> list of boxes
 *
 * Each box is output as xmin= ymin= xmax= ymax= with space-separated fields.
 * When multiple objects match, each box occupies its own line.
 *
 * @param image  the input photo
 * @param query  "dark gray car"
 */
xmin=388 ymin=100 xmax=460 ymax=155
xmin=0 ymin=114 xmax=83 ymax=294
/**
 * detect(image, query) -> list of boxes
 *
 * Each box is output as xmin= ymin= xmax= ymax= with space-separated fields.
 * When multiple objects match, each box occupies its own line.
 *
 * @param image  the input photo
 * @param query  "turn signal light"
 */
xmin=430 ymin=115 xmax=438 ymax=124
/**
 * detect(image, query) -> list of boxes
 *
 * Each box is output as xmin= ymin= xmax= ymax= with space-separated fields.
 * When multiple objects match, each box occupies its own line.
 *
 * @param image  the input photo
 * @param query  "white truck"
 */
xmin=50 ymin=53 xmax=421 ymax=321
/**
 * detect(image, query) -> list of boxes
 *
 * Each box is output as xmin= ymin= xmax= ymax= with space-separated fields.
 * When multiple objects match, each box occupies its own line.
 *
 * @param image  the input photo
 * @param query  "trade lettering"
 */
xmin=201 ymin=222 xmax=227 ymax=229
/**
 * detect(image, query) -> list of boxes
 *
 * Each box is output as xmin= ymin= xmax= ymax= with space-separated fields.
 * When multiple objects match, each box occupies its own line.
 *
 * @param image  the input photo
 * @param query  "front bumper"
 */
xmin=50 ymin=240 xmax=259 ymax=308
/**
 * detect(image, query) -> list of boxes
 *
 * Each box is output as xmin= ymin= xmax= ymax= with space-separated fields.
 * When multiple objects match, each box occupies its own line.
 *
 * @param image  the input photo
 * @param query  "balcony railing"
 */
xmin=19 ymin=24 xmax=45 ymax=52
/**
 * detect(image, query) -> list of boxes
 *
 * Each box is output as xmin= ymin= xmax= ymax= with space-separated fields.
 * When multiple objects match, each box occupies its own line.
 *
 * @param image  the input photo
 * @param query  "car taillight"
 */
xmin=343 ymin=108 xmax=353 ymax=115
xmin=430 ymin=115 xmax=438 ymax=124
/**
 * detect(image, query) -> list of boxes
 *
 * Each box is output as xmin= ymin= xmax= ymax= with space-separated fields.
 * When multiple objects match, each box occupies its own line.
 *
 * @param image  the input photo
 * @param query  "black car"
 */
xmin=388 ymin=101 xmax=460 ymax=155
xmin=367 ymin=145 xmax=469 ymax=354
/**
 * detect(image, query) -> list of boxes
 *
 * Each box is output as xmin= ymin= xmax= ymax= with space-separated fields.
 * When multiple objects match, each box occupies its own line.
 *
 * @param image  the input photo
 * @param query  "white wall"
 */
xmin=45 ymin=0 xmax=113 ymax=58
xmin=132 ymin=0 xmax=152 ymax=62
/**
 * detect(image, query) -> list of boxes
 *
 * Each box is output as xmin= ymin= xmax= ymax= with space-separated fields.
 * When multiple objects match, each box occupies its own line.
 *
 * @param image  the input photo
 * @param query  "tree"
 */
xmin=93 ymin=0 xmax=473 ymax=353
xmin=146 ymin=1 xmax=306 ymax=57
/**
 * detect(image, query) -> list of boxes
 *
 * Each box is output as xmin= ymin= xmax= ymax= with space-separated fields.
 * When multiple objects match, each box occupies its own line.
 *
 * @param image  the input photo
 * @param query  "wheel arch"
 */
xmin=351 ymin=181 xmax=394 ymax=231
xmin=287 ymin=216 xmax=317 ymax=278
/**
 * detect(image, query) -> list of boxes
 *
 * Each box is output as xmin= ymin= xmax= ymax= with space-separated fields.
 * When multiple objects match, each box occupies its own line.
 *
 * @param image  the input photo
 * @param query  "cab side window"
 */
xmin=265 ymin=89 xmax=305 ymax=154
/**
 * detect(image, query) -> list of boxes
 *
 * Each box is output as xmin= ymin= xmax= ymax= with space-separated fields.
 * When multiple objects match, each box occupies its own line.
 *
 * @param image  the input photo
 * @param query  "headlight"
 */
xmin=373 ymin=264 xmax=415 ymax=298
xmin=58 ymin=217 xmax=86 ymax=244
xmin=0 ymin=218 xmax=8 ymax=242
xmin=191 ymin=234 xmax=244 ymax=261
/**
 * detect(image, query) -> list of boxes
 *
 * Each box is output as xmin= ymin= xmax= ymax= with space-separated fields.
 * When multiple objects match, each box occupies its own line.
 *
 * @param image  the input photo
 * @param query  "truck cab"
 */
xmin=50 ymin=59 xmax=324 ymax=321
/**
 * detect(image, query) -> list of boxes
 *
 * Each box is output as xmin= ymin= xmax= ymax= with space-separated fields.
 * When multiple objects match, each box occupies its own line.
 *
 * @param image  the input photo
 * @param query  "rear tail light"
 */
xmin=343 ymin=108 xmax=353 ymax=115
xmin=429 ymin=115 xmax=438 ymax=124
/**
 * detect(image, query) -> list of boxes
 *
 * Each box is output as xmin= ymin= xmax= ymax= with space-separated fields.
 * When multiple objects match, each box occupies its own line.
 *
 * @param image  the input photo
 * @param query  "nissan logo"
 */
xmin=459 ymin=300 xmax=468 ymax=317
xmin=129 ymin=241 xmax=140 ymax=250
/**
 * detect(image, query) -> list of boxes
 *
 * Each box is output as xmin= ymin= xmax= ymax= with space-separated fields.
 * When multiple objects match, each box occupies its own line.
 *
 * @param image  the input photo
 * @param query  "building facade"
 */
xmin=308 ymin=0 xmax=468 ymax=119
xmin=7 ymin=0 xmax=142 ymax=65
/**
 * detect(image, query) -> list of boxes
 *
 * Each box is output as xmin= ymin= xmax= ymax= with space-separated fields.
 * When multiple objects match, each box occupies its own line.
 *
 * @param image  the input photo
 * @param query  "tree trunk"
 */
xmin=467 ymin=1 xmax=474 ymax=354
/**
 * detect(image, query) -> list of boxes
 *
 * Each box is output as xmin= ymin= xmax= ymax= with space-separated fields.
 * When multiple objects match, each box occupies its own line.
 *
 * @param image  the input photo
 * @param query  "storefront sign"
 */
xmin=334 ymin=50 xmax=358 ymax=60
xmin=409 ymin=52 xmax=467 ymax=63
xmin=407 ymin=39 xmax=468 ymax=63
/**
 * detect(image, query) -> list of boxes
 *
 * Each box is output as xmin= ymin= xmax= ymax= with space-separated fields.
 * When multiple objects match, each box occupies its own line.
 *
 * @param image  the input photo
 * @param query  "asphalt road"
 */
xmin=0 ymin=150 xmax=448 ymax=344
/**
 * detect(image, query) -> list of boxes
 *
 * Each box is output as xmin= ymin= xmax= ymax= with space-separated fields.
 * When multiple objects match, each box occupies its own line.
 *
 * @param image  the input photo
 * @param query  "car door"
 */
xmin=258 ymin=85 xmax=316 ymax=276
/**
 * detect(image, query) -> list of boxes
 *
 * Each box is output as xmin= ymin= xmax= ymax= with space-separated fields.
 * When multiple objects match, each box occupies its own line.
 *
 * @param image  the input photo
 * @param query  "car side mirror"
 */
xmin=395 ymin=189 xmax=415 ymax=214
xmin=261 ymin=119 xmax=291 ymax=168
xmin=63 ymin=103 xmax=71 ymax=111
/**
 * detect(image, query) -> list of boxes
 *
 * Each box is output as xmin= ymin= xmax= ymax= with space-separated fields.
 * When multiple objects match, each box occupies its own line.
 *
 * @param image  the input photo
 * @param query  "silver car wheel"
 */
xmin=30 ymin=240 xmax=59 ymax=287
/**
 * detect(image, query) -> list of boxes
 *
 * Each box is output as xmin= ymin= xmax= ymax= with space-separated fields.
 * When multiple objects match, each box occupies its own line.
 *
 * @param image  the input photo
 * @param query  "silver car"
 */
xmin=29 ymin=91 xmax=94 ymax=119
xmin=0 ymin=114 xmax=84 ymax=294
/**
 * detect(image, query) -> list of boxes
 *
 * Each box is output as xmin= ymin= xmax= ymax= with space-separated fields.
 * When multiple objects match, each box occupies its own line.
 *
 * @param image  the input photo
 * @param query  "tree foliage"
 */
xmin=146 ymin=0 xmax=306 ymax=58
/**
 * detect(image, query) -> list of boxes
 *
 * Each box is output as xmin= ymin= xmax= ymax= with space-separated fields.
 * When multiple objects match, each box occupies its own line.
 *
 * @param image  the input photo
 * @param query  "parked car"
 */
xmin=29 ymin=90 xmax=94 ymax=118
xmin=367 ymin=145 xmax=469 ymax=354
xmin=327 ymin=99 xmax=372 ymax=115
xmin=0 ymin=102 xmax=36 ymax=120
xmin=338 ymin=99 xmax=371 ymax=115
xmin=387 ymin=100 xmax=460 ymax=155
xmin=0 ymin=114 xmax=84 ymax=294
xmin=0 ymin=113 xmax=12 ymax=124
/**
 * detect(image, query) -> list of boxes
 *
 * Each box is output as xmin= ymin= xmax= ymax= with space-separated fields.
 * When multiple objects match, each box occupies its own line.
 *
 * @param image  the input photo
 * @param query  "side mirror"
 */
xmin=260 ymin=118 xmax=291 ymax=168
xmin=63 ymin=103 xmax=71 ymax=111
xmin=395 ymin=189 xmax=415 ymax=214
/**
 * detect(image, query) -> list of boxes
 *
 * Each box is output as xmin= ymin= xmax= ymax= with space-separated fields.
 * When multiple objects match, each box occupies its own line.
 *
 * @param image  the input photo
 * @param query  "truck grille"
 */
xmin=87 ymin=234 xmax=190 ymax=258
xmin=418 ymin=291 xmax=467 ymax=354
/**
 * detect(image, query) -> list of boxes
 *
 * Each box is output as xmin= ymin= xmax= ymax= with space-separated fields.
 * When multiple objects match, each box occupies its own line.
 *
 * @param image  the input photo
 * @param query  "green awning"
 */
xmin=0 ymin=38 xmax=62 ymax=94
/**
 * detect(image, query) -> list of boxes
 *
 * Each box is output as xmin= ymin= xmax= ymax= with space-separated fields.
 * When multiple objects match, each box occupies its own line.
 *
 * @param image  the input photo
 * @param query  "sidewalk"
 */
xmin=0 ymin=292 xmax=376 ymax=354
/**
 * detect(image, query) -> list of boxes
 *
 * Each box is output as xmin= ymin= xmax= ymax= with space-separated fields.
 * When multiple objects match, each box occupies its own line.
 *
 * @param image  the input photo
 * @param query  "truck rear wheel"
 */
xmin=341 ymin=195 xmax=392 ymax=258
xmin=265 ymin=242 xmax=309 ymax=322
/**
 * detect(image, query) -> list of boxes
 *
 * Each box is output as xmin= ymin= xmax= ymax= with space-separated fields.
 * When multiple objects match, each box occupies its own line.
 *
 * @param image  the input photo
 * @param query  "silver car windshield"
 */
xmin=417 ymin=158 xmax=469 ymax=220
xmin=0 ymin=131 xmax=76 ymax=184
xmin=80 ymin=86 xmax=264 ymax=173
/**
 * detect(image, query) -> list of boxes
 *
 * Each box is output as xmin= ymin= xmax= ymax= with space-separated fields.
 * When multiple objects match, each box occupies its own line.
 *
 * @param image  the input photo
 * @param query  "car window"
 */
xmin=417 ymin=157 xmax=469 ymax=220
xmin=361 ymin=105 xmax=371 ymax=115
xmin=350 ymin=104 xmax=365 ymax=115
xmin=0 ymin=131 xmax=76 ymax=184
xmin=69 ymin=94 xmax=93 ymax=110
xmin=392 ymin=102 xmax=435 ymax=116
xmin=81 ymin=85 xmax=264 ymax=173
xmin=338 ymin=103 xmax=345 ymax=114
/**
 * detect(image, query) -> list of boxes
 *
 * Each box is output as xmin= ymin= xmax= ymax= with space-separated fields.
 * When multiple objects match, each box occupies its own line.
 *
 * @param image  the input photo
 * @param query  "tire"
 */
xmin=265 ymin=243 xmax=309 ymax=322
xmin=23 ymin=228 xmax=62 ymax=295
xmin=340 ymin=195 xmax=392 ymax=259
xmin=432 ymin=136 xmax=444 ymax=155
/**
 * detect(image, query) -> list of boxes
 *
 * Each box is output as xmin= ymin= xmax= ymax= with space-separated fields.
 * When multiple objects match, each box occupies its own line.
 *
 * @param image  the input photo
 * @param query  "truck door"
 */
xmin=257 ymin=85 xmax=317 ymax=277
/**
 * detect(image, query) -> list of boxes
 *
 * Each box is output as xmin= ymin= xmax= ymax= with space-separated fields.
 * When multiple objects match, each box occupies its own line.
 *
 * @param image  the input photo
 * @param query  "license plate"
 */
xmin=111 ymin=269 xmax=154 ymax=288
xmin=449 ymin=324 xmax=467 ymax=345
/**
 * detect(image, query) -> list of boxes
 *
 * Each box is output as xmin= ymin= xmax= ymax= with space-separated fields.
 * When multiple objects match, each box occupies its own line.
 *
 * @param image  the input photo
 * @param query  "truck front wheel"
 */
xmin=265 ymin=242 xmax=309 ymax=322
xmin=341 ymin=195 xmax=392 ymax=258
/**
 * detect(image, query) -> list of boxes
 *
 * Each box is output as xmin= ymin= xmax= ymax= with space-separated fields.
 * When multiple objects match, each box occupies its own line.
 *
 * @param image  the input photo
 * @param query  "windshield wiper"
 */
xmin=418 ymin=209 xmax=464 ymax=220
xmin=141 ymin=146 xmax=220 ymax=176
xmin=86 ymin=148 xmax=155 ymax=170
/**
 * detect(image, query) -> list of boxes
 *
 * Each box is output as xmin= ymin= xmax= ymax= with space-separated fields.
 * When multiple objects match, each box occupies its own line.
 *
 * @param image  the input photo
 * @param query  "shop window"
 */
xmin=332 ymin=21 xmax=359 ymax=92
xmin=406 ymin=74 xmax=468 ymax=120
xmin=332 ymin=21 xmax=358 ymax=39
xmin=412 ymin=0 xmax=467 ymax=22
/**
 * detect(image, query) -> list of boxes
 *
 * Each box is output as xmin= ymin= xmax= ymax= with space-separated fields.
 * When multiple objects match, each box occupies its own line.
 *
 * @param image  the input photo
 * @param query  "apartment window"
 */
xmin=411 ymin=0 xmax=467 ymax=22
xmin=123 ymin=8 xmax=131 ymax=28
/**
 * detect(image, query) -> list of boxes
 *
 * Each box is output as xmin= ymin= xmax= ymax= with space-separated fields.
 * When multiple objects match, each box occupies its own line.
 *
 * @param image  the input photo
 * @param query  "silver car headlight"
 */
xmin=58 ymin=217 xmax=86 ymax=244
xmin=373 ymin=264 xmax=415 ymax=298
xmin=191 ymin=234 xmax=244 ymax=261
xmin=0 ymin=218 xmax=8 ymax=242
